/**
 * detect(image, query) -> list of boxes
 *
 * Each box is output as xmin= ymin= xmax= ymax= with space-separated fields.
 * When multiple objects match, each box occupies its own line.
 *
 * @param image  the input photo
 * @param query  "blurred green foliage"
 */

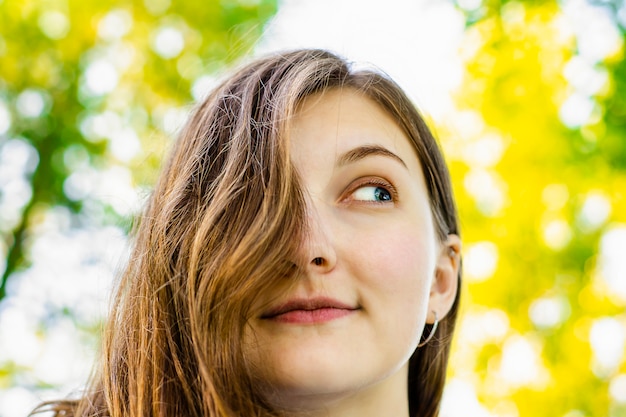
xmin=447 ymin=0 xmax=626 ymax=416
xmin=0 ymin=0 xmax=277 ymax=300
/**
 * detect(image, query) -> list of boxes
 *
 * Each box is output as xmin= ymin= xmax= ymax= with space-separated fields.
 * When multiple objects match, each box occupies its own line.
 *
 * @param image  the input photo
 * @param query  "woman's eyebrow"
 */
xmin=336 ymin=144 xmax=408 ymax=169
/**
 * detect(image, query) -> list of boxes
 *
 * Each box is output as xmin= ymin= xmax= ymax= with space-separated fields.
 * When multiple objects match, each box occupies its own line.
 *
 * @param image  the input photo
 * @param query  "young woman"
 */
xmin=35 ymin=48 xmax=462 ymax=417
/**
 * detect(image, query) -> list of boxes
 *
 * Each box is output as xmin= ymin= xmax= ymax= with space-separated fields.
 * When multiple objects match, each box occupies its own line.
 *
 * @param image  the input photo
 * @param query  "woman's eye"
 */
xmin=352 ymin=185 xmax=394 ymax=202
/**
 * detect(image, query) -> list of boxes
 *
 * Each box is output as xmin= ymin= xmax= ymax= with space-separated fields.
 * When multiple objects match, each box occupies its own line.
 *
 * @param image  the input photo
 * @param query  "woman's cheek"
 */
xmin=361 ymin=227 xmax=435 ymax=279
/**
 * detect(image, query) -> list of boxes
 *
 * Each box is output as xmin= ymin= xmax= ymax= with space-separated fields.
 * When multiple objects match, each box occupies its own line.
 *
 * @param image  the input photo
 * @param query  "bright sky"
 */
xmin=257 ymin=0 xmax=466 ymax=120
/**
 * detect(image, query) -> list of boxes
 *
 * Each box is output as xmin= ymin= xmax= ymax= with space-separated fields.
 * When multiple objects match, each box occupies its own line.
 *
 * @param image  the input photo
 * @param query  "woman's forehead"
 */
xmin=288 ymin=88 xmax=421 ymax=171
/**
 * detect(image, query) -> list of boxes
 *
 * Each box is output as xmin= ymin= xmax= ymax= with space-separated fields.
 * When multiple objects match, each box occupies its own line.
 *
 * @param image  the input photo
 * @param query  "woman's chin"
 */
xmin=244 ymin=323 xmax=415 ymax=411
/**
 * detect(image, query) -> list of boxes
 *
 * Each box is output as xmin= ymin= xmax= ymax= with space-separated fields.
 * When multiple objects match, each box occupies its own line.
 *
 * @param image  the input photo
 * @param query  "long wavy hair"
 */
xmin=33 ymin=49 xmax=461 ymax=417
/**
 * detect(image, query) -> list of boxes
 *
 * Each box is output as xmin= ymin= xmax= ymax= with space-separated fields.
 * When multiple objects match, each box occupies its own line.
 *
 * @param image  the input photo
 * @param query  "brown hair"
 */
xmin=33 ymin=49 xmax=461 ymax=417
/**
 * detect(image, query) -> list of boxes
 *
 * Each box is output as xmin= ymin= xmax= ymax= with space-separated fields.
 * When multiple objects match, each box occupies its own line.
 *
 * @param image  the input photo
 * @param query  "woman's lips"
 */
xmin=261 ymin=297 xmax=358 ymax=324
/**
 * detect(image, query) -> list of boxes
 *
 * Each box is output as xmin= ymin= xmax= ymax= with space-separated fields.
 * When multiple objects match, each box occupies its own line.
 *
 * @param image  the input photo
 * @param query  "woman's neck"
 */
xmin=278 ymin=366 xmax=411 ymax=417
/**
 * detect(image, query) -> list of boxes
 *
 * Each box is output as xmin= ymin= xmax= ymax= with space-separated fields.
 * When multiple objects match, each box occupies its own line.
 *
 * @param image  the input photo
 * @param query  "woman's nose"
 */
xmin=301 ymin=202 xmax=337 ymax=273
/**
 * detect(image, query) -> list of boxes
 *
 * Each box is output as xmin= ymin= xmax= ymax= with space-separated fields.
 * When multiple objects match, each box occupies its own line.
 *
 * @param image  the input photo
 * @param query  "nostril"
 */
xmin=312 ymin=257 xmax=324 ymax=266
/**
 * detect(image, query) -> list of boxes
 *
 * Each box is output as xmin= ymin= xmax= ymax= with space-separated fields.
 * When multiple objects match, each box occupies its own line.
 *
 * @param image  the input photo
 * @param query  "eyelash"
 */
xmin=344 ymin=177 xmax=398 ymax=204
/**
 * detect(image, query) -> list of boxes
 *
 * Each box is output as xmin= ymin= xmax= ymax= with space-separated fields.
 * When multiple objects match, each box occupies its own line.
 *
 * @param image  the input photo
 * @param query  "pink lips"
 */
xmin=261 ymin=297 xmax=358 ymax=324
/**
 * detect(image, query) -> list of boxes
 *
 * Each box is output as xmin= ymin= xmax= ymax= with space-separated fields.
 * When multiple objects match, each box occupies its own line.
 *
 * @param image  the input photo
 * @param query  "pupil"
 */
xmin=374 ymin=187 xmax=391 ymax=201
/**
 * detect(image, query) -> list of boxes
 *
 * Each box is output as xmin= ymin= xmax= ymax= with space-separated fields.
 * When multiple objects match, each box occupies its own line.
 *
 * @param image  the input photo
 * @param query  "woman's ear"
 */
xmin=427 ymin=234 xmax=461 ymax=323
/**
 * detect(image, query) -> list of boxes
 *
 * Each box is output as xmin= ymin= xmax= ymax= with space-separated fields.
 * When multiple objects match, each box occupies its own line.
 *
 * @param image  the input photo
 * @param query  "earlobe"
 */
xmin=428 ymin=234 xmax=461 ymax=323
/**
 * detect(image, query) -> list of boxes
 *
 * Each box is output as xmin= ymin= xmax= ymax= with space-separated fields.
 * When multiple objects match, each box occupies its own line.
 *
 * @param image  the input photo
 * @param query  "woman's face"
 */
xmin=244 ymin=88 xmax=458 ymax=414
